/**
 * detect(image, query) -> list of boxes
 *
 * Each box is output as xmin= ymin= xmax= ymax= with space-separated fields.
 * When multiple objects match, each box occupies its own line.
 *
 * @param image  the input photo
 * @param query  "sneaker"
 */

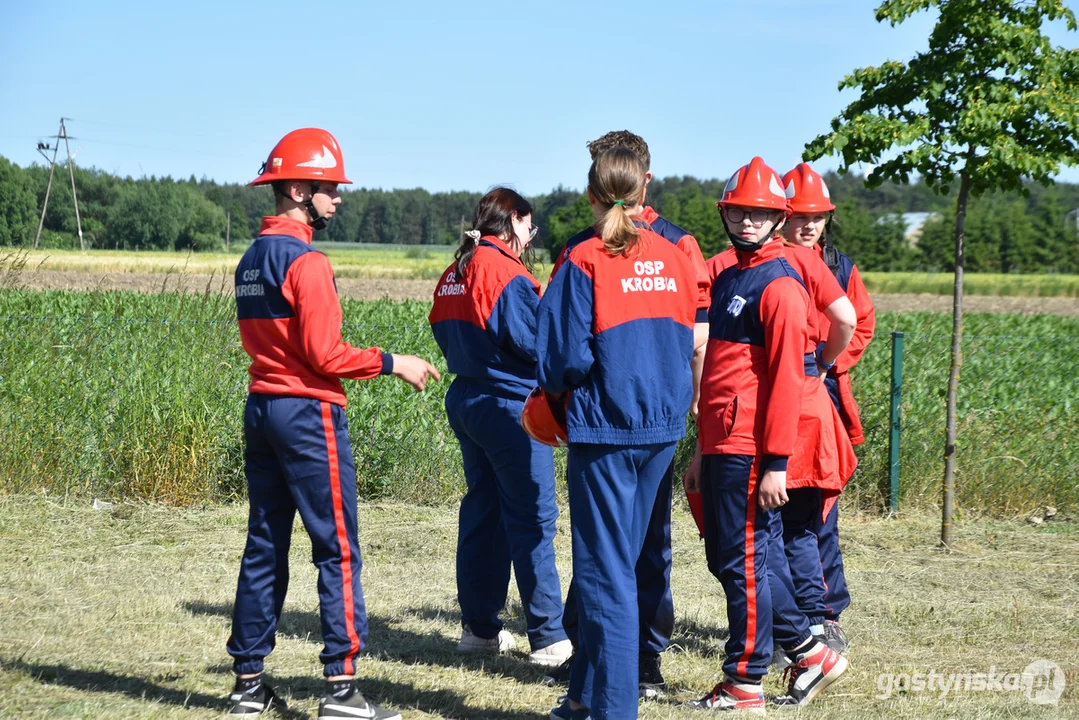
xmin=687 ymin=679 xmax=766 ymax=715
xmin=226 ymin=678 xmax=283 ymax=717
xmin=530 ymin=638 xmax=574 ymax=667
xmin=773 ymin=642 xmax=848 ymax=707
xmin=550 ymin=698 xmax=591 ymax=720
xmin=456 ymin=624 xmax=515 ymax=654
xmin=818 ymin=619 xmax=850 ymax=654
xmin=542 ymin=654 xmax=574 ymax=686
xmin=638 ymin=652 xmax=668 ymax=699
xmin=319 ymin=682 xmax=401 ymax=720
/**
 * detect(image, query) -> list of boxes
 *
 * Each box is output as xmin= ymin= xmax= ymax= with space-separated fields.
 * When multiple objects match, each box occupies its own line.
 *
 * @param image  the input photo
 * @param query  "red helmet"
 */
xmin=686 ymin=490 xmax=705 ymax=539
xmin=248 ymin=128 xmax=352 ymax=186
xmin=716 ymin=157 xmax=790 ymax=214
xmin=783 ymin=163 xmax=835 ymax=214
xmin=521 ymin=387 xmax=568 ymax=448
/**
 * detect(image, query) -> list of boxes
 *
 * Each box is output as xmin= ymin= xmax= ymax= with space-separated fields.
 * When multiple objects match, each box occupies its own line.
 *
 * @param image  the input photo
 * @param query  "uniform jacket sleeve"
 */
xmin=284 ymin=252 xmax=390 ymax=380
xmin=535 ymin=260 xmax=594 ymax=394
xmin=759 ymin=278 xmax=809 ymax=470
xmin=488 ymin=274 xmax=541 ymax=364
xmin=834 ymin=264 xmax=875 ymax=373
xmin=676 ymin=234 xmax=712 ymax=322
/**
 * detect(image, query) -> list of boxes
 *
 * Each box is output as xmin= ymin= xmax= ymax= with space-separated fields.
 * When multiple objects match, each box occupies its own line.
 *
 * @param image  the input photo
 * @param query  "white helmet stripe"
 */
xmin=724 ymin=173 xmax=739 ymax=194
xmin=785 ymin=179 xmax=796 ymax=198
xmin=769 ymin=174 xmax=786 ymax=199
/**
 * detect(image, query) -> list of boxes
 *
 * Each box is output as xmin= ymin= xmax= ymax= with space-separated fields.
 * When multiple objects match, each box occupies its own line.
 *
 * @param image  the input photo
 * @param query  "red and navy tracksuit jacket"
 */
xmin=538 ymin=226 xmax=698 ymax=443
xmin=429 ymin=236 xmax=542 ymax=399
xmin=228 ymin=216 xmax=383 ymax=678
xmin=815 ymin=245 xmax=875 ymax=445
xmin=551 ymin=206 xmax=711 ymax=324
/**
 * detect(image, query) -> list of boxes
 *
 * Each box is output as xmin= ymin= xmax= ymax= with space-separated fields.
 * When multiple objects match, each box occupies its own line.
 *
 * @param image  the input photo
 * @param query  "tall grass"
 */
xmin=0 ymin=288 xmax=1075 ymax=514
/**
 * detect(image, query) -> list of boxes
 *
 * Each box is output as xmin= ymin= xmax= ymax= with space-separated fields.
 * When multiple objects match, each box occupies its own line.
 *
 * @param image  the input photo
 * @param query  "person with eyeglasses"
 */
xmin=685 ymin=157 xmax=849 ymax=712
xmin=428 ymin=187 xmax=573 ymax=669
xmin=700 ymin=200 xmax=859 ymax=675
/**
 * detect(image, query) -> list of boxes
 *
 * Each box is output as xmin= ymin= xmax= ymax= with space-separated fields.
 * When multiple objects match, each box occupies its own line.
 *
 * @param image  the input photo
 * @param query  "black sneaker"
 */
xmin=319 ymin=681 xmax=401 ymax=720
xmin=638 ymin=652 xmax=667 ymax=699
xmin=227 ymin=677 xmax=283 ymax=717
xmin=818 ymin=619 xmax=850 ymax=654
xmin=543 ymin=654 xmax=574 ymax=687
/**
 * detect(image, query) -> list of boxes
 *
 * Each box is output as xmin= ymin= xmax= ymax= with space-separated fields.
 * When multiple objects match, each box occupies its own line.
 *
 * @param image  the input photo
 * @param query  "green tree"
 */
xmin=0 ymin=158 xmax=40 ymax=245
xmin=806 ymin=0 xmax=1079 ymax=545
xmin=545 ymin=194 xmax=594 ymax=262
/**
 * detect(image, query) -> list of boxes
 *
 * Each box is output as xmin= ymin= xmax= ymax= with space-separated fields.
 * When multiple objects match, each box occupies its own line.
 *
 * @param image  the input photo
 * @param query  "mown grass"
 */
xmin=0 ymin=497 xmax=1075 ymax=719
xmin=0 ymin=289 xmax=1075 ymax=514
xmin=861 ymin=271 xmax=1079 ymax=297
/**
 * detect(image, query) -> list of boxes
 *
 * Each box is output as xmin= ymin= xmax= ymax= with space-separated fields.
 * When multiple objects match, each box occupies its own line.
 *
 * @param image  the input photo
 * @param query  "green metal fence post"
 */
xmin=888 ymin=331 xmax=905 ymax=515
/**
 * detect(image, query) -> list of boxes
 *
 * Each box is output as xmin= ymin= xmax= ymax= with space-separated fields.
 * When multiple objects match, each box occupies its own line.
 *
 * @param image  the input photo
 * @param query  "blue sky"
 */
xmin=2 ymin=0 xmax=1077 ymax=193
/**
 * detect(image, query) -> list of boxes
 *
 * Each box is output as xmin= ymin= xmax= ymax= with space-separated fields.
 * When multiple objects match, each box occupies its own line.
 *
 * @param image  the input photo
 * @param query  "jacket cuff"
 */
xmin=761 ymin=455 xmax=788 ymax=473
xmin=380 ymin=352 xmax=394 ymax=375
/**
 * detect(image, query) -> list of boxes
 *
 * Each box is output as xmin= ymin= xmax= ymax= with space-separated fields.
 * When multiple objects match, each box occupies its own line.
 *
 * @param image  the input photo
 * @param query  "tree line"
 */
xmin=1 ymin=154 xmax=1076 ymax=273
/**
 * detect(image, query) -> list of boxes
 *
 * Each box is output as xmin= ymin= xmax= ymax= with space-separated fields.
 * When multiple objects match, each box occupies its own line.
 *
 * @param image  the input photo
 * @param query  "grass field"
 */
xmin=1 ymin=288 xmax=1075 ymax=514
xmin=0 ymin=497 xmax=1075 ymax=719
xmin=10 ymin=248 xmax=1079 ymax=296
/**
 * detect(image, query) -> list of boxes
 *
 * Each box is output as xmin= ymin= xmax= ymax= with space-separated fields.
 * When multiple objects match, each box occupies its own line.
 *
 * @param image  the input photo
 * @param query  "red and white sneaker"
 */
xmin=773 ymin=642 xmax=848 ymax=707
xmin=688 ymin=679 xmax=766 ymax=715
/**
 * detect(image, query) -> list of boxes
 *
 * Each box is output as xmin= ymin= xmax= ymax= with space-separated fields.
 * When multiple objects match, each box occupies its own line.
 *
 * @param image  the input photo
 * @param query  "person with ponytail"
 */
xmin=686 ymin=157 xmax=849 ymax=712
xmin=535 ymin=148 xmax=697 ymax=720
xmin=782 ymin=162 xmax=876 ymax=641
xmin=428 ymin=187 xmax=573 ymax=668
xmin=545 ymin=130 xmax=711 ymax=700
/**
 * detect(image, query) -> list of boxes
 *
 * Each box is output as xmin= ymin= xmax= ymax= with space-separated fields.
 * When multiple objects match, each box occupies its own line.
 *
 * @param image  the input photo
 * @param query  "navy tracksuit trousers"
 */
xmin=701 ymin=454 xmax=812 ymax=681
xmin=821 ymin=375 xmax=852 ymax=620
xmin=781 ymin=488 xmax=830 ymax=623
xmin=561 ymin=459 xmax=676 ymax=657
xmin=566 ymin=442 xmax=677 ymax=720
xmin=228 ymin=394 xmax=367 ymax=678
xmin=445 ymin=379 xmax=567 ymax=651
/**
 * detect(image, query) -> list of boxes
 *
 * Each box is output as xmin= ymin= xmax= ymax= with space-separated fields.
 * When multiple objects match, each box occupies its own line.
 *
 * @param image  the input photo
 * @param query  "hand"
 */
xmin=758 ymin=469 xmax=788 ymax=510
xmin=391 ymin=354 xmax=441 ymax=391
xmin=683 ymin=445 xmax=702 ymax=494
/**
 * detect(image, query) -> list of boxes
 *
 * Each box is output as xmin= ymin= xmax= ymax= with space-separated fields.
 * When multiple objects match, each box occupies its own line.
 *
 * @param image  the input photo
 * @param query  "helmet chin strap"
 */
xmin=724 ymin=216 xmax=781 ymax=253
xmin=303 ymin=180 xmax=329 ymax=231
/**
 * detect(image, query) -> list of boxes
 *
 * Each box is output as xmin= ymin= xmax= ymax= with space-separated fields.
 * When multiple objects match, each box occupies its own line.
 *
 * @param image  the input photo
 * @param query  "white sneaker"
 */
xmin=457 ymin=624 xmax=515 ymax=654
xmin=529 ymin=639 xmax=574 ymax=667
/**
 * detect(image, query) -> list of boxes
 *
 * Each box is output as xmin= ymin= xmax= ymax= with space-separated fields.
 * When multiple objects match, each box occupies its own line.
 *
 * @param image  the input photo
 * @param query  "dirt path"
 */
xmin=10 ymin=270 xmax=1079 ymax=315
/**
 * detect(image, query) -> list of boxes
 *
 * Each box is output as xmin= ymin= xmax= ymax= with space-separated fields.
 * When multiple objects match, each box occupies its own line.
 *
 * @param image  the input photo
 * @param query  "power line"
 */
xmin=34 ymin=118 xmax=84 ymax=251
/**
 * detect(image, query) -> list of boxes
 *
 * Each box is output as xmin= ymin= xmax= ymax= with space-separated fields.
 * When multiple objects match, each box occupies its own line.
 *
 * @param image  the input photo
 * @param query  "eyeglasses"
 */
xmin=529 ymin=224 xmax=539 ymax=240
xmin=722 ymin=207 xmax=780 ymax=226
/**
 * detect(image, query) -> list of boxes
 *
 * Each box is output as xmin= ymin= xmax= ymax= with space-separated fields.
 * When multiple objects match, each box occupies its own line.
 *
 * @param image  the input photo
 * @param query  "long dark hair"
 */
xmin=456 ymin=187 xmax=533 ymax=275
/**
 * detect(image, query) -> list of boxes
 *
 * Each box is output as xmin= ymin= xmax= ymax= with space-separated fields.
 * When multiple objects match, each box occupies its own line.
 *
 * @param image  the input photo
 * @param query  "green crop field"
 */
xmin=861 ymin=271 xmax=1079 ymax=297
xmin=0 ymin=288 xmax=1075 ymax=515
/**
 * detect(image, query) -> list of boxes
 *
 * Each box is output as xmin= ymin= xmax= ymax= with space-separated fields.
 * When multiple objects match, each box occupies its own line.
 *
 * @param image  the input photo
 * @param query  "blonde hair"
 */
xmin=588 ymin=147 xmax=646 ymax=257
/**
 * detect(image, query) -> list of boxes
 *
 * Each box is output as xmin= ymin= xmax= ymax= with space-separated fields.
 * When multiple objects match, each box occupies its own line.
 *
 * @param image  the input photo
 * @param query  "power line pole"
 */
xmin=33 ymin=118 xmax=85 ymax=251
xmin=61 ymin=119 xmax=85 ymax=251
xmin=33 ymin=120 xmax=63 ymax=250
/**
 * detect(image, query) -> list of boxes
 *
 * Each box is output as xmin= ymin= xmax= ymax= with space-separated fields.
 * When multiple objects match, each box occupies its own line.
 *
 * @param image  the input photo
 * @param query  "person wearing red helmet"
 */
xmin=546 ymin=130 xmax=711 ymax=699
xmin=687 ymin=157 xmax=848 ymax=712
xmin=783 ymin=162 xmax=876 ymax=637
xmin=537 ymin=148 xmax=697 ymax=720
xmin=428 ymin=188 xmax=573 ymax=669
xmin=226 ymin=128 xmax=439 ymax=720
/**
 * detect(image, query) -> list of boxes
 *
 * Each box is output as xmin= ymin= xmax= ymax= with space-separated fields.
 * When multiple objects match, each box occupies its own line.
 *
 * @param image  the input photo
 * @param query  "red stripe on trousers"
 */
xmin=322 ymin=402 xmax=361 ymax=675
xmin=737 ymin=462 xmax=760 ymax=678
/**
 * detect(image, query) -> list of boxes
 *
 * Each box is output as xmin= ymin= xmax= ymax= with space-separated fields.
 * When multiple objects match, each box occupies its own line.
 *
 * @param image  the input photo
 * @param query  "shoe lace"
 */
xmin=782 ymin=657 xmax=808 ymax=689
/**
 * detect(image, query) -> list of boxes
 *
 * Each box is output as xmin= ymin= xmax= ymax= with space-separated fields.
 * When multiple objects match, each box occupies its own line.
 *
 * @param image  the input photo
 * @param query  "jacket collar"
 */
xmin=736 ymin=237 xmax=786 ymax=270
xmin=259 ymin=216 xmax=313 ymax=244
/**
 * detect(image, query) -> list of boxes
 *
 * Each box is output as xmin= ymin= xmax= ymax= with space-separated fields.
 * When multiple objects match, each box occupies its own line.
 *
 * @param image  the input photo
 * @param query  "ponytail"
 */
xmin=587 ymin=148 xmax=647 ymax=257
